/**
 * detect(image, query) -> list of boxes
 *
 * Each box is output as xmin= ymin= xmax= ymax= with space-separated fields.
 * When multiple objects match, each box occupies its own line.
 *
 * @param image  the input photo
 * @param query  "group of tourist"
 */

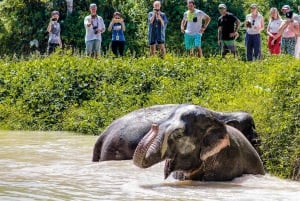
xmin=46 ymin=1 xmax=300 ymax=60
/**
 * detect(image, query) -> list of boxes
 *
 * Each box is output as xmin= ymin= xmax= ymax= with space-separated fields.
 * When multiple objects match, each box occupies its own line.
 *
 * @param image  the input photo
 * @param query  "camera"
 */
xmin=93 ymin=26 xmax=98 ymax=34
xmin=286 ymin=11 xmax=293 ymax=19
xmin=245 ymin=21 xmax=252 ymax=28
xmin=52 ymin=18 xmax=57 ymax=21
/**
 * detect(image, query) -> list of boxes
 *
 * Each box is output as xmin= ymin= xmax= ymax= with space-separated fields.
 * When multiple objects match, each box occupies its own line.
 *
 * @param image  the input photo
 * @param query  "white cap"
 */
xmin=282 ymin=5 xmax=290 ymax=10
xmin=218 ymin=4 xmax=227 ymax=9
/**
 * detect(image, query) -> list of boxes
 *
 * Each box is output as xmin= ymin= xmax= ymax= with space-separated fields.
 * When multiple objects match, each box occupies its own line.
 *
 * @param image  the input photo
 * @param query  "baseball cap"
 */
xmin=282 ymin=5 xmax=290 ymax=10
xmin=90 ymin=3 xmax=97 ymax=8
xmin=51 ymin=10 xmax=59 ymax=16
xmin=218 ymin=4 xmax=227 ymax=9
xmin=250 ymin=4 xmax=258 ymax=8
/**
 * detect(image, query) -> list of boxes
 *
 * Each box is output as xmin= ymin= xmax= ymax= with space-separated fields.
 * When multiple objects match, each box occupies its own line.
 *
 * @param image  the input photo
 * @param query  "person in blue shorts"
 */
xmin=180 ymin=0 xmax=210 ymax=57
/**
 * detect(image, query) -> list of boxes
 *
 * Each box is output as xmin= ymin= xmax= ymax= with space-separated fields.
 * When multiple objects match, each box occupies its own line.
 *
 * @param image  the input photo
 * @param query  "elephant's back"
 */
xmin=110 ymin=104 xmax=179 ymax=142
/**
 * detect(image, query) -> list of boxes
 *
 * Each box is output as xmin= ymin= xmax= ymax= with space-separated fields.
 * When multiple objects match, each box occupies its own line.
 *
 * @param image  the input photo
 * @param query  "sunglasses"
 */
xmin=115 ymin=17 xmax=120 ymax=19
xmin=252 ymin=20 xmax=255 ymax=25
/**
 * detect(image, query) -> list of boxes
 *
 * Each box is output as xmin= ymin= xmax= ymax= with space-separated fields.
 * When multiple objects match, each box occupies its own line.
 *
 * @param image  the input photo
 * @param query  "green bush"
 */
xmin=0 ymin=54 xmax=299 ymax=180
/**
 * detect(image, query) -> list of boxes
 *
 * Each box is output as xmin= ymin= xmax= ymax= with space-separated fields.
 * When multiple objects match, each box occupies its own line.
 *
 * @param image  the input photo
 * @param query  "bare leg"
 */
xmin=159 ymin=44 xmax=166 ymax=58
xmin=197 ymin=47 xmax=203 ymax=58
xmin=189 ymin=49 xmax=194 ymax=56
xmin=150 ymin=45 xmax=156 ymax=56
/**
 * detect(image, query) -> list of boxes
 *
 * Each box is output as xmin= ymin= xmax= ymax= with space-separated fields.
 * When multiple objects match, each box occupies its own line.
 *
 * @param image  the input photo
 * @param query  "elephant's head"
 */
xmin=133 ymin=105 xmax=230 ymax=179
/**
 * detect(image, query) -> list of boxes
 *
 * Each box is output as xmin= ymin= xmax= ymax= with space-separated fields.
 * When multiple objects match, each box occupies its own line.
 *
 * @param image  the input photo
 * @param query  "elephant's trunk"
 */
xmin=133 ymin=124 xmax=162 ymax=168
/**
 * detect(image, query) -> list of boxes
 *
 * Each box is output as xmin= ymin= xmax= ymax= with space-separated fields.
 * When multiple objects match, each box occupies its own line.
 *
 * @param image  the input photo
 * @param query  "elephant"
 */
xmin=92 ymin=104 xmax=261 ymax=162
xmin=133 ymin=104 xmax=265 ymax=181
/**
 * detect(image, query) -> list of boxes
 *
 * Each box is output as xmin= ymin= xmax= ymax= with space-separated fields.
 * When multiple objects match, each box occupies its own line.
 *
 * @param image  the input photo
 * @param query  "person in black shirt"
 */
xmin=217 ymin=4 xmax=240 ymax=57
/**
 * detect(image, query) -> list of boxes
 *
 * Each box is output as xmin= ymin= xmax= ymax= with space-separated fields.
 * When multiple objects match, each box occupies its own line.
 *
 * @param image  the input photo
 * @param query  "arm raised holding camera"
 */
xmin=149 ymin=10 xmax=165 ymax=27
xmin=47 ymin=17 xmax=56 ymax=33
xmin=108 ymin=17 xmax=125 ymax=32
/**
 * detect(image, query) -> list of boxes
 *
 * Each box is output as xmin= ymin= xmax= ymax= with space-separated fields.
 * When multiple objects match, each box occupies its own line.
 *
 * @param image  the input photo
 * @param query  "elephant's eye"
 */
xmin=173 ymin=129 xmax=184 ymax=140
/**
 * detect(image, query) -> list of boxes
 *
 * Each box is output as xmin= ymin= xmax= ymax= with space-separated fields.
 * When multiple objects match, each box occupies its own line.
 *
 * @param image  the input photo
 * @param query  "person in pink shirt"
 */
xmin=280 ymin=5 xmax=296 ymax=55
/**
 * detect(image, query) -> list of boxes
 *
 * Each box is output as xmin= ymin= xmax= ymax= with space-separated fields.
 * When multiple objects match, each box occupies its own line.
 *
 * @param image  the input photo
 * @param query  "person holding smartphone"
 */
xmin=108 ymin=12 xmax=126 ymax=57
xmin=148 ymin=1 xmax=168 ymax=58
xmin=47 ymin=10 xmax=62 ymax=55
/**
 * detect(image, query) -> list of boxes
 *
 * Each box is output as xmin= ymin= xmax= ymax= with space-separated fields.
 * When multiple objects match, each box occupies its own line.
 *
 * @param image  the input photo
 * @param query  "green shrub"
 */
xmin=0 ymin=54 xmax=299 ymax=180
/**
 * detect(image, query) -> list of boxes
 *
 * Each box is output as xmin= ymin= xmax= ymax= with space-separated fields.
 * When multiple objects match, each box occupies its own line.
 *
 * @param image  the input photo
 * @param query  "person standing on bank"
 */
xmin=277 ymin=8 xmax=300 ymax=58
xmin=181 ymin=0 xmax=211 ymax=57
xmin=84 ymin=3 xmax=105 ymax=58
xmin=245 ymin=4 xmax=264 ymax=61
xmin=217 ymin=4 xmax=240 ymax=57
xmin=108 ymin=12 xmax=126 ymax=57
xmin=148 ymin=1 xmax=168 ymax=58
xmin=266 ymin=7 xmax=283 ymax=55
xmin=279 ymin=5 xmax=297 ymax=55
xmin=47 ymin=11 xmax=62 ymax=55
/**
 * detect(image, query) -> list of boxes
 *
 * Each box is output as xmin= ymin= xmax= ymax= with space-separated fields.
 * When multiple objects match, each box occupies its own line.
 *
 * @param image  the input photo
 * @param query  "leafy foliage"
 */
xmin=0 ymin=54 xmax=299 ymax=180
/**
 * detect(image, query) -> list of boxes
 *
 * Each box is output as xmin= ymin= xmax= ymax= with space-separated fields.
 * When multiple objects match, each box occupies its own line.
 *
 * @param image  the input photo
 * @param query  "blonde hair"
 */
xmin=269 ymin=7 xmax=281 ymax=21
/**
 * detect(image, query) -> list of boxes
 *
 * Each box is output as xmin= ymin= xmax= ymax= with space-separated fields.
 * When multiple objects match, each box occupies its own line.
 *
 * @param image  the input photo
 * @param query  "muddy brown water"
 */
xmin=0 ymin=131 xmax=299 ymax=201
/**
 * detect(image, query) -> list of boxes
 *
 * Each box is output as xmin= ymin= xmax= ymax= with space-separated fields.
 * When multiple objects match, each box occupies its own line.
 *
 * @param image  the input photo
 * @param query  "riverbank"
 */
xmin=0 ymin=54 xmax=299 ymax=180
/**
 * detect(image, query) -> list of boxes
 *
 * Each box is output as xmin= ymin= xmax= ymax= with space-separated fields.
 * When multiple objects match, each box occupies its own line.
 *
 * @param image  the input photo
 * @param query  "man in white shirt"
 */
xmin=180 ymin=0 xmax=210 ymax=57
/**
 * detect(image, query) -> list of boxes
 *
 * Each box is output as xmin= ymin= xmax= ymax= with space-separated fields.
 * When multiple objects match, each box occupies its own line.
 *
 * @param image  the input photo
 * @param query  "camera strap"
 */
xmin=91 ymin=15 xmax=99 ymax=27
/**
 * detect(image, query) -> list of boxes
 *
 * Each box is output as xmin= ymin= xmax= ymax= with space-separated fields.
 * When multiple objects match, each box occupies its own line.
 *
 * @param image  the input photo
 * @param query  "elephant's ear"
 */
xmin=225 ymin=120 xmax=241 ymax=130
xmin=200 ymin=118 xmax=230 ymax=161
